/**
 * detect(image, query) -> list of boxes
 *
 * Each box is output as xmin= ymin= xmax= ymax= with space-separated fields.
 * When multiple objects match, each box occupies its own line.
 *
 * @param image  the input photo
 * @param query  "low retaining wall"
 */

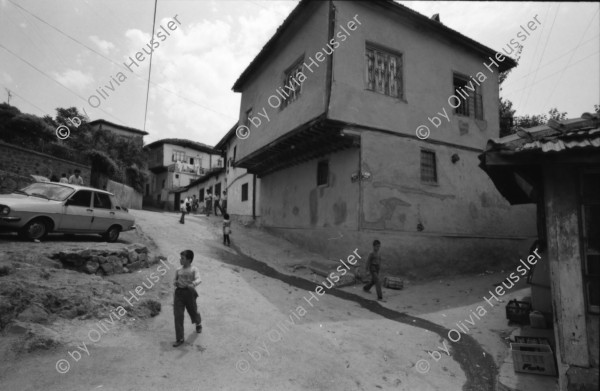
xmin=107 ymin=179 xmax=142 ymax=210
xmin=0 ymin=141 xmax=90 ymax=185
xmin=0 ymin=170 xmax=35 ymax=194
xmin=263 ymin=226 xmax=536 ymax=279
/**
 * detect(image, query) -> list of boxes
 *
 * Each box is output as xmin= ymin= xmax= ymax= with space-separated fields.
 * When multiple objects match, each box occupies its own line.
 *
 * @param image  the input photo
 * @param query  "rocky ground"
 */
xmin=0 ymin=228 xmax=163 ymax=358
xmin=0 ymin=210 xmax=558 ymax=391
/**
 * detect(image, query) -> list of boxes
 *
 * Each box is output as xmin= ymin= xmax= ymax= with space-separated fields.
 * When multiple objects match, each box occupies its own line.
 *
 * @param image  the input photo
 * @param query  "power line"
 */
xmin=143 ymin=0 xmax=159 ymax=133
xmin=1 ymin=83 xmax=52 ymax=116
xmin=0 ymin=43 xmax=128 ymax=125
xmin=523 ymin=5 xmax=553 ymax=108
xmin=502 ymin=35 xmax=599 ymax=87
xmin=506 ymin=50 xmax=599 ymax=94
xmin=542 ymin=6 xmax=600 ymax=107
xmin=6 ymin=0 xmax=235 ymax=120
xmin=517 ymin=4 xmax=558 ymax=109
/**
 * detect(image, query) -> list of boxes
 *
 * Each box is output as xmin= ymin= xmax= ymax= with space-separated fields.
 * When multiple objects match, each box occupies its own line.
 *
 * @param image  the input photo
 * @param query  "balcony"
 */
xmin=169 ymin=161 xmax=205 ymax=175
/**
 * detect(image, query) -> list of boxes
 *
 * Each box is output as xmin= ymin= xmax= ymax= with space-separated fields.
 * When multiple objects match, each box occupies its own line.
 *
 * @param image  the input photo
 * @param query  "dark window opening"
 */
xmin=317 ymin=160 xmax=329 ymax=186
xmin=241 ymin=183 xmax=249 ymax=202
xmin=453 ymin=73 xmax=483 ymax=120
xmin=420 ymin=150 xmax=437 ymax=183
xmin=281 ymin=58 xmax=304 ymax=109
xmin=581 ymin=170 xmax=600 ymax=314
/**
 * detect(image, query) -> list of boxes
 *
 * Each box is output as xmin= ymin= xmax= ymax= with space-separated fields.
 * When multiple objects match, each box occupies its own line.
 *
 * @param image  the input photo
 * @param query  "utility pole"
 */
xmin=5 ymin=88 xmax=12 ymax=104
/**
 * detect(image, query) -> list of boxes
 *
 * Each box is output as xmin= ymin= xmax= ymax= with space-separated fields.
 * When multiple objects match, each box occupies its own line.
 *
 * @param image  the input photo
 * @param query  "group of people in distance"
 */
xmin=178 ymin=190 xmax=232 ymax=246
xmin=49 ymin=169 xmax=85 ymax=185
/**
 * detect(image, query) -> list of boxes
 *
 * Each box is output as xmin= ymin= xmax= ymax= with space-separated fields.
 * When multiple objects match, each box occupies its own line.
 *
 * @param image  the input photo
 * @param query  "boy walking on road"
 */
xmin=173 ymin=250 xmax=202 ymax=347
xmin=363 ymin=240 xmax=384 ymax=301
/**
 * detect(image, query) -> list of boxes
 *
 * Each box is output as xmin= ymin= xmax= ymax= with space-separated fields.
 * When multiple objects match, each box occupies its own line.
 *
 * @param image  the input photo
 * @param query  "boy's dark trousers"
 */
xmin=174 ymin=287 xmax=201 ymax=341
xmin=223 ymin=233 xmax=230 ymax=246
xmin=364 ymin=266 xmax=382 ymax=299
xmin=179 ymin=211 xmax=185 ymax=224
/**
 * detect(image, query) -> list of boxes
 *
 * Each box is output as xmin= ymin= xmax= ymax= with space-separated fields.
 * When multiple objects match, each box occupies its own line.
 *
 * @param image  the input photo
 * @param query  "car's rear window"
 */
xmin=21 ymin=183 xmax=75 ymax=201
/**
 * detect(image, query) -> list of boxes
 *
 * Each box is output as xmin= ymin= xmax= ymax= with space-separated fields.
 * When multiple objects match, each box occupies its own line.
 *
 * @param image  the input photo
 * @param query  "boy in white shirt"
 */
xmin=173 ymin=250 xmax=202 ymax=347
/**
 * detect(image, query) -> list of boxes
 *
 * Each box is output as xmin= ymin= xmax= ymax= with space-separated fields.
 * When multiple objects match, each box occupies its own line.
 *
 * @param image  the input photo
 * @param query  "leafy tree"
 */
xmin=0 ymin=103 xmax=148 ymax=192
xmin=498 ymin=45 xmax=523 ymax=137
xmin=514 ymin=107 xmax=568 ymax=129
xmin=2 ymin=113 xmax=55 ymax=148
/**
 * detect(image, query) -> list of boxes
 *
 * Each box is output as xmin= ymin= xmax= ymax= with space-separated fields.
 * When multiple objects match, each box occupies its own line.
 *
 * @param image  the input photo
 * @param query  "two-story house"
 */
xmin=213 ymin=124 xmax=261 ymax=221
xmin=144 ymin=138 xmax=222 ymax=210
xmin=231 ymin=0 xmax=536 ymax=276
xmin=88 ymin=119 xmax=148 ymax=147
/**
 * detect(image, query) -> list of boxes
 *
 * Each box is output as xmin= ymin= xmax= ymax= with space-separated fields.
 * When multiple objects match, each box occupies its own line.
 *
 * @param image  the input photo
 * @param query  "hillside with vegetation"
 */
xmin=0 ymin=103 xmax=147 ymax=192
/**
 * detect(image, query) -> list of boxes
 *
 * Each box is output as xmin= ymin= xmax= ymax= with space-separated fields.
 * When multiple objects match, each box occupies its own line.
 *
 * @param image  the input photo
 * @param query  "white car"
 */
xmin=0 ymin=182 xmax=136 ymax=242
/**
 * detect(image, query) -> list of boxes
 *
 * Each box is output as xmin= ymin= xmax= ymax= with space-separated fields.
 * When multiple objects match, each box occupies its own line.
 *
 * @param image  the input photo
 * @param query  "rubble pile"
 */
xmin=52 ymin=244 xmax=161 ymax=275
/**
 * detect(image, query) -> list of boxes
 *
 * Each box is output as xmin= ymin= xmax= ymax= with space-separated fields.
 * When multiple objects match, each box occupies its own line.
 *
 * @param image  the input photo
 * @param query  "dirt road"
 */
xmin=0 ymin=210 xmax=498 ymax=391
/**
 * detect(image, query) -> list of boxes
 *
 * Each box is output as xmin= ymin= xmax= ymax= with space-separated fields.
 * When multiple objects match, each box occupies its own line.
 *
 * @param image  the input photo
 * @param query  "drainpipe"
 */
xmin=358 ymin=136 xmax=363 ymax=232
xmin=325 ymin=0 xmax=335 ymax=113
xmin=252 ymin=173 xmax=257 ymax=220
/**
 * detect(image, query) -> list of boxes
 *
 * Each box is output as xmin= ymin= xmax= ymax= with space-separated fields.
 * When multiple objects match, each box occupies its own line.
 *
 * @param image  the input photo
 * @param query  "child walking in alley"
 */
xmin=223 ymin=213 xmax=231 ymax=246
xmin=363 ymin=240 xmax=384 ymax=301
xmin=173 ymin=250 xmax=202 ymax=347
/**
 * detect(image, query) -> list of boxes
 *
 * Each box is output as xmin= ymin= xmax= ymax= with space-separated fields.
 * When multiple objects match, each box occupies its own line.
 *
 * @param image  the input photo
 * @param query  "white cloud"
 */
xmin=135 ymin=4 xmax=298 ymax=145
xmin=1 ymin=71 xmax=12 ymax=84
xmin=89 ymin=35 xmax=116 ymax=55
xmin=53 ymin=69 xmax=94 ymax=90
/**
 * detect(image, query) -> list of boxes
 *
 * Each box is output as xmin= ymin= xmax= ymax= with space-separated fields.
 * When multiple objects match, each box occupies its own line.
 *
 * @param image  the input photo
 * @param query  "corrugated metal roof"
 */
xmin=488 ymin=113 xmax=600 ymax=154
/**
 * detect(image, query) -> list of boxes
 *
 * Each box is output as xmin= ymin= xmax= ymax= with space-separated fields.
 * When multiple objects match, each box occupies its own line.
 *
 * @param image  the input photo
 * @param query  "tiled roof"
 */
xmin=144 ymin=138 xmax=216 ymax=154
xmin=486 ymin=113 xmax=600 ymax=154
xmin=88 ymin=119 xmax=149 ymax=136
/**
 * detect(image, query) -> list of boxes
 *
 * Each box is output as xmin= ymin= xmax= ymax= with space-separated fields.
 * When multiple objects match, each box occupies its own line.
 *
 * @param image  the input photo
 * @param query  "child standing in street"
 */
xmin=363 ymin=240 xmax=384 ymax=301
xmin=179 ymin=200 xmax=186 ymax=224
xmin=173 ymin=250 xmax=202 ymax=347
xmin=223 ymin=213 xmax=231 ymax=246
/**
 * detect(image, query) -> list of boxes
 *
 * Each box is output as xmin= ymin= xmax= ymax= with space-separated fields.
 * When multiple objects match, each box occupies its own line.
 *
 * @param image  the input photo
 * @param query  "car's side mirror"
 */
xmin=64 ymin=199 xmax=72 ymax=206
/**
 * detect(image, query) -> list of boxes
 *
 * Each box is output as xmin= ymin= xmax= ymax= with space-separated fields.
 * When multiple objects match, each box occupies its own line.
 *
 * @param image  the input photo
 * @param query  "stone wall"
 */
xmin=0 ymin=141 xmax=91 ymax=191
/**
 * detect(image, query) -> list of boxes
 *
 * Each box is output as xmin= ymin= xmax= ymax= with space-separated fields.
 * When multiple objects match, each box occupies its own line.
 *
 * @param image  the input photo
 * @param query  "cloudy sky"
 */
xmin=1 ymin=0 xmax=598 ymax=146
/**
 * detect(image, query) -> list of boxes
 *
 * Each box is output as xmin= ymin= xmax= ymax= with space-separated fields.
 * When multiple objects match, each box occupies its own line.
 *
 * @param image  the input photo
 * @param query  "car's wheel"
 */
xmin=103 ymin=225 xmax=121 ymax=242
xmin=20 ymin=218 xmax=49 ymax=241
